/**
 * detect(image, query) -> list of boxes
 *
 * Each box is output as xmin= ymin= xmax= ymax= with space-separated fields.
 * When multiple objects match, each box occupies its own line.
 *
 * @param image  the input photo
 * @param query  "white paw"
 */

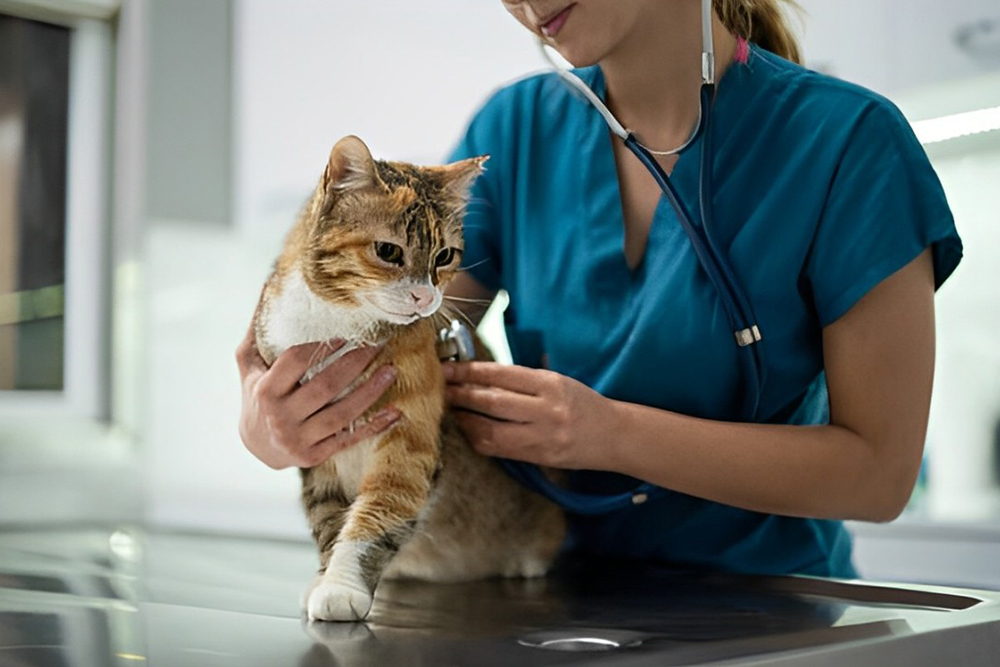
xmin=300 ymin=574 xmax=323 ymax=611
xmin=307 ymin=580 xmax=374 ymax=622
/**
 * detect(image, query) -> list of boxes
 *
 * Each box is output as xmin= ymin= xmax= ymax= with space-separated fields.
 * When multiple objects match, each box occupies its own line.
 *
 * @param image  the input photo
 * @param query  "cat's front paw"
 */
xmin=300 ymin=574 xmax=323 ymax=610
xmin=307 ymin=580 xmax=374 ymax=622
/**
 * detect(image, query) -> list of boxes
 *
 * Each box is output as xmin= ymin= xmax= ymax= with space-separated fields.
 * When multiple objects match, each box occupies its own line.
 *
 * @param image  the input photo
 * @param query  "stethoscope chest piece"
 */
xmin=437 ymin=319 xmax=476 ymax=362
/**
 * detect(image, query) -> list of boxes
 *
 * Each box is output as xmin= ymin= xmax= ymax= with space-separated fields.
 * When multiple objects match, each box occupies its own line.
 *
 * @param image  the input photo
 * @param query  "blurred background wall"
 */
xmin=2 ymin=0 xmax=1000 ymax=588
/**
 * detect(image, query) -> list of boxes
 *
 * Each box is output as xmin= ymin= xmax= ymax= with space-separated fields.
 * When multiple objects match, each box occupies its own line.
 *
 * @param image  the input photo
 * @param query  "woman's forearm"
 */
xmin=598 ymin=253 xmax=936 ymax=524
xmin=601 ymin=399 xmax=910 ymax=523
xmin=447 ymin=255 xmax=934 ymax=525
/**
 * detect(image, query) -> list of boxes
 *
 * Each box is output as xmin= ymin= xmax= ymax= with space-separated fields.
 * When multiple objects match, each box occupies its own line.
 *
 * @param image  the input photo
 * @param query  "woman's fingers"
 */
xmin=442 ymin=361 xmax=545 ymax=395
xmin=265 ymin=339 xmax=347 ymax=397
xmin=298 ymin=365 xmax=398 ymax=446
xmin=300 ymin=407 xmax=402 ymax=468
xmin=294 ymin=344 xmax=385 ymax=418
xmin=445 ymin=383 xmax=539 ymax=422
xmin=235 ymin=321 xmax=268 ymax=379
xmin=452 ymin=410 xmax=537 ymax=460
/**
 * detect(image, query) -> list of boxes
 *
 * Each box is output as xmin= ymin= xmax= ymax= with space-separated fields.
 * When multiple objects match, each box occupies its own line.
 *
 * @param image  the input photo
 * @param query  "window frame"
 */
xmin=0 ymin=1 xmax=117 ymax=420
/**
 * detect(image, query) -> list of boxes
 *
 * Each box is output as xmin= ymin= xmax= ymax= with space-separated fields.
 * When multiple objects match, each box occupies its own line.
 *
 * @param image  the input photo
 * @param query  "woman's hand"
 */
xmin=442 ymin=361 xmax=619 ymax=470
xmin=235 ymin=324 xmax=400 ymax=470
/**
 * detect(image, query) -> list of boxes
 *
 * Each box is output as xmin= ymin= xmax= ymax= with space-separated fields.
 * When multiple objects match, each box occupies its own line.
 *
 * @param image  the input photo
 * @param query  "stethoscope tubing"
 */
xmin=497 ymin=89 xmax=768 ymax=513
xmin=623 ymin=84 xmax=766 ymax=421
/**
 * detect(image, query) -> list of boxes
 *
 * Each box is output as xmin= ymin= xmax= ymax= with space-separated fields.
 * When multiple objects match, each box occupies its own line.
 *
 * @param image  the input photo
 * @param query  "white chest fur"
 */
xmin=259 ymin=267 xmax=383 ymax=360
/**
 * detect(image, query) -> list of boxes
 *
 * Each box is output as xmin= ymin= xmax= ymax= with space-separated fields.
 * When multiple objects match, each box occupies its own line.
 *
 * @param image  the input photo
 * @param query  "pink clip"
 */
xmin=735 ymin=36 xmax=750 ymax=65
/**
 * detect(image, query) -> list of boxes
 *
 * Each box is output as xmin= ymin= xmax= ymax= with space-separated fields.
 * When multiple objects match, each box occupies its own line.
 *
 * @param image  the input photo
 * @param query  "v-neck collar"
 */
xmin=574 ymin=50 xmax=753 ymax=283
xmin=576 ymin=67 xmax=702 ymax=284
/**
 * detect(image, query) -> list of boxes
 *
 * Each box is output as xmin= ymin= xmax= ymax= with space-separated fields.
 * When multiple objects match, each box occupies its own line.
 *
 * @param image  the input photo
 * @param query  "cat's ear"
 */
xmin=432 ymin=155 xmax=489 ymax=199
xmin=323 ymin=135 xmax=380 ymax=192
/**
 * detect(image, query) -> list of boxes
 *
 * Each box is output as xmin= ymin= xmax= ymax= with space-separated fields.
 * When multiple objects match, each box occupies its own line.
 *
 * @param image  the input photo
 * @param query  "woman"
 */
xmin=237 ymin=0 xmax=962 ymax=578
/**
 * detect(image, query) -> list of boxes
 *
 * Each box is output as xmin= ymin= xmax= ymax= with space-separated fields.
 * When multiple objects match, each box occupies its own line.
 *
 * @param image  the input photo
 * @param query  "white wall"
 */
xmin=234 ymin=0 xmax=546 ymax=247
xmin=797 ymin=0 xmax=1000 ymax=95
xmin=924 ymin=146 xmax=1000 ymax=521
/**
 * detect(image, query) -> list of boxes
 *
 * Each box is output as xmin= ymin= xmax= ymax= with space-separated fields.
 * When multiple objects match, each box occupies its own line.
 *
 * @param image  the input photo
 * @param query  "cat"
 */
xmin=253 ymin=136 xmax=566 ymax=622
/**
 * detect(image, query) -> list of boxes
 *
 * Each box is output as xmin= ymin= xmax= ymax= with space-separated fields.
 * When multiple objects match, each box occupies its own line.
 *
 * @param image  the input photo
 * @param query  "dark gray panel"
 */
xmin=0 ymin=14 xmax=69 ymax=391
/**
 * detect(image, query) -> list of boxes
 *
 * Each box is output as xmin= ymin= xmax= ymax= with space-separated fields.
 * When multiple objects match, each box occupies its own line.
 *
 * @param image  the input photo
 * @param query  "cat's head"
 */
xmin=300 ymin=135 xmax=486 ymax=325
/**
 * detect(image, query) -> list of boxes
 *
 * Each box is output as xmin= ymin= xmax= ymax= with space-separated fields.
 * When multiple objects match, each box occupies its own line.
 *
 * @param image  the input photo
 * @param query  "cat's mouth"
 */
xmin=363 ymin=293 xmax=440 ymax=325
xmin=380 ymin=310 xmax=422 ymax=325
xmin=364 ymin=301 xmax=425 ymax=325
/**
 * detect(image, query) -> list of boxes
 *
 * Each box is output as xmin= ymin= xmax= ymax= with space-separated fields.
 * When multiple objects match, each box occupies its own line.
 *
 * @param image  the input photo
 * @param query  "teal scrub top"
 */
xmin=447 ymin=44 xmax=963 ymax=579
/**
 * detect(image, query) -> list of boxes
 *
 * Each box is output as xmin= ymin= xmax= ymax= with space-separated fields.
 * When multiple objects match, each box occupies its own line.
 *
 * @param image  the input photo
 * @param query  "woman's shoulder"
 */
xmin=458 ymin=68 xmax=596 ymax=145
xmin=742 ymin=45 xmax=914 ymax=144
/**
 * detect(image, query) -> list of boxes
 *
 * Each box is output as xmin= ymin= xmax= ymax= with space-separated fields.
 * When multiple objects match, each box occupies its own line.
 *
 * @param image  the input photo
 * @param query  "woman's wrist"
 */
xmin=588 ymin=396 xmax=661 ymax=474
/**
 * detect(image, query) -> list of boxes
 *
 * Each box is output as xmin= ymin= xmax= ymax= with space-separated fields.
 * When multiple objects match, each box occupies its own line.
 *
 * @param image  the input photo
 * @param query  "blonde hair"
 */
xmin=714 ymin=0 xmax=803 ymax=65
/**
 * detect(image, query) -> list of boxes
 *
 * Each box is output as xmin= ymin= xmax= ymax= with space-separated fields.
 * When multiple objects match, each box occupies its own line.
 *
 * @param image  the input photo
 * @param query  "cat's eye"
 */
xmin=374 ymin=242 xmax=404 ymax=266
xmin=434 ymin=247 xmax=457 ymax=268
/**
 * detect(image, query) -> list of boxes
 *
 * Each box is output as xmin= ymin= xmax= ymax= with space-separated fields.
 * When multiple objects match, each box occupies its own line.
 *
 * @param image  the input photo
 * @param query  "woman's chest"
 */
xmin=611 ymin=140 xmax=680 ymax=271
xmin=497 ymin=164 xmax=829 ymax=420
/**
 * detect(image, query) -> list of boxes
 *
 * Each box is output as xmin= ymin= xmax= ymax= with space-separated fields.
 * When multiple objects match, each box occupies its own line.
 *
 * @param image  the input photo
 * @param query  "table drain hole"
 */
xmin=518 ymin=634 xmax=644 ymax=652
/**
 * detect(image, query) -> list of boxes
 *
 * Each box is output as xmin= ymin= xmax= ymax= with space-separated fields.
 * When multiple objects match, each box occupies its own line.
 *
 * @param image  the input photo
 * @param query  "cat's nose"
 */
xmin=409 ymin=286 xmax=435 ymax=310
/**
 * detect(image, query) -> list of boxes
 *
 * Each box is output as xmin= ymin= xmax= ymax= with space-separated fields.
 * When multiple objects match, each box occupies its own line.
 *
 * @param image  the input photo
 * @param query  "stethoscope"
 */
xmin=443 ymin=0 xmax=766 ymax=514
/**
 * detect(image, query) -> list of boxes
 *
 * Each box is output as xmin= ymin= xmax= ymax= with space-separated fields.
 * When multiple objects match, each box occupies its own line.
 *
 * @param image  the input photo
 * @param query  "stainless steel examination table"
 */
xmin=1 ymin=525 xmax=998 ymax=666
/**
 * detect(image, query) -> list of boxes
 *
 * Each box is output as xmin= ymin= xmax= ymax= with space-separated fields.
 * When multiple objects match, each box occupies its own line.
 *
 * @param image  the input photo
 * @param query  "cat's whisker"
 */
xmin=305 ymin=338 xmax=338 ymax=372
xmin=442 ymin=295 xmax=493 ymax=305
xmin=445 ymin=303 xmax=479 ymax=333
xmin=457 ymin=258 xmax=491 ymax=273
xmin=435 ymin=301 xmax=476 ymax=332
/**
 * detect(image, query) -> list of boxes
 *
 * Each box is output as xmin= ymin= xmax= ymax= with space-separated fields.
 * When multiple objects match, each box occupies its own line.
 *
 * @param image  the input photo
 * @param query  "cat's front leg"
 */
xmin=307 ymin=430 xmax=437 ymax=622
xmin=300 ymin=471 xmax=351 ymax=608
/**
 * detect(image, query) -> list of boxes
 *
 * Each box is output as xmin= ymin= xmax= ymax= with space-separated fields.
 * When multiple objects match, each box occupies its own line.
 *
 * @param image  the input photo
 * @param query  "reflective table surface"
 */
xmin=1 ymin=524 xmax=999 ymax=666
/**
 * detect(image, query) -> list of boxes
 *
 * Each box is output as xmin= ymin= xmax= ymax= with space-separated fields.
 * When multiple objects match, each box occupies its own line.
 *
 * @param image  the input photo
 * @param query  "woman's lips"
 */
xmin=540 ymin=4 xmax=574 ymax=38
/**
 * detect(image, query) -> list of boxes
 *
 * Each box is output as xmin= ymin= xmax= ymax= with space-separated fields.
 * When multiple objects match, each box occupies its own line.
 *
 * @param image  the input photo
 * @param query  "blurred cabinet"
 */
xmin=850 ymin=520 xmax=1000 ymax=590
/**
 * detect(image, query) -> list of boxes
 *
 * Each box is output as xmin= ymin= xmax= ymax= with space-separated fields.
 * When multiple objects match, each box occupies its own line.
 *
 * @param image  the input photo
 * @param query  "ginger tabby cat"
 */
xmin=253 ymin=136 xmax=565 ymax=622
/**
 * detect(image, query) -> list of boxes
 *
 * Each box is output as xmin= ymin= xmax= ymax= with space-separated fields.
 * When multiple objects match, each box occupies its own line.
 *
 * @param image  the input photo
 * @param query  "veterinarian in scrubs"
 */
xmin=237 ymin=0 xmax=962 ymax=579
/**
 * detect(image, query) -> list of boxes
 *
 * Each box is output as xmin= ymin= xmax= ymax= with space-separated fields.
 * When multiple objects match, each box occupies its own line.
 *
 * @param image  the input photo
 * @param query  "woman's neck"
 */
xmin=601 ymin=4 xmax=738 ymax=151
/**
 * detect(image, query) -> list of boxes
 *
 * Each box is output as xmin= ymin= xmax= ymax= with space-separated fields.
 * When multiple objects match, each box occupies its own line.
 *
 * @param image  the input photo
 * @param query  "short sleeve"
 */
xmin=447 ymin=103 xmax=505 ymax=293
xmin=805 ymin=102 xmax=963 ymax=327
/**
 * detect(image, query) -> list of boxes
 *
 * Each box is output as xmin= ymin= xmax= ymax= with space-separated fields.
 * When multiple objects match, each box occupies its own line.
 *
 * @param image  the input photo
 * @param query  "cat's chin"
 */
xmin=363 ymin=301 xmax=436 ymax=326
xmin=370 ymin=308 xmax=425 ymax=326
xmin=360 ymin=294 xmax=439 ymax=326
xmin=380 ymin=312 xmax=422 ymax=326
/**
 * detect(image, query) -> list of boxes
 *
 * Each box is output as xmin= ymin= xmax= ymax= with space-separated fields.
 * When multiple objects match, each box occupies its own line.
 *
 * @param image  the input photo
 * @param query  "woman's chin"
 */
xmin=549 ymin=42 xmax=603 ymax=69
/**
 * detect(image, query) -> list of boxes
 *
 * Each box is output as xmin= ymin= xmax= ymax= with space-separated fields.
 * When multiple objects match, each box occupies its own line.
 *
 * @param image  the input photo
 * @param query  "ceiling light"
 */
xmin=912 ymin=105 xmax=1000 ymax=145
